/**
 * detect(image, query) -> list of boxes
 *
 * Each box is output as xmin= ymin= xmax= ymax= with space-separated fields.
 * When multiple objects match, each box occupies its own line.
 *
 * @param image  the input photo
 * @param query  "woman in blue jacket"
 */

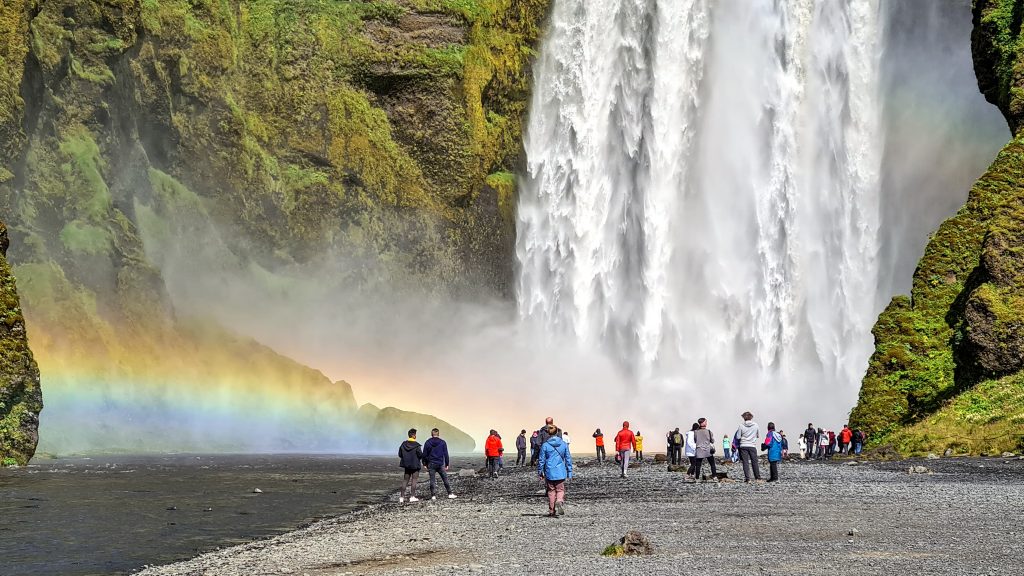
xmin=763 ymin=422 xmax=784 ymax=482
xmin=537 ymin=424 xmax=573 ymax=517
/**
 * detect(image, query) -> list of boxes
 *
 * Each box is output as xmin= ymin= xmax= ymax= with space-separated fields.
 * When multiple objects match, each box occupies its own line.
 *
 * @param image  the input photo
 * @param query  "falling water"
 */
xmin=516 ymin=0 xmax=885 ymax=412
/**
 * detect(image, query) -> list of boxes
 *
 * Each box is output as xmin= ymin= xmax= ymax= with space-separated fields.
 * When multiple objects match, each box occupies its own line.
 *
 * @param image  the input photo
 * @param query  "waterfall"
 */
xmin=516 ymin=0 xmax=883 ymax=409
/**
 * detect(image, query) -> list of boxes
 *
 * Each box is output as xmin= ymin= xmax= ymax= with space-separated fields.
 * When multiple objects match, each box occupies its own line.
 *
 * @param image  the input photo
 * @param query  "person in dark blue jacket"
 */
xmin=422 ymin=428 xmax=456 ymax=500
xmin=537 ymin=424 xmax=573 ymax=517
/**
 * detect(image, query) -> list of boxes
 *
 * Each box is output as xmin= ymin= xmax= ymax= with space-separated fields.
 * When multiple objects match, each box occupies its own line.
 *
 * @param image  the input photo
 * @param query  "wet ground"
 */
xmin=0 ymin=454 xmax=418 ymax=575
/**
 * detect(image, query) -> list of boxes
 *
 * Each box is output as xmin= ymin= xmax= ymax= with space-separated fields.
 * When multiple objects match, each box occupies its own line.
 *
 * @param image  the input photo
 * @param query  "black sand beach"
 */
xmin=137 ymin=455 xmax=1024 ymax=575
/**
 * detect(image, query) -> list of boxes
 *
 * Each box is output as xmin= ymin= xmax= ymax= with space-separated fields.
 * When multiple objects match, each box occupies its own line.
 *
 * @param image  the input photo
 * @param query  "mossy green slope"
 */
xmin=0 ymin=0 xmax=550 ymax=455
xmin=850 ymin=0 xmax=1024 ymax=455
xmin=0 ymin=220 xmax=42 ymax=466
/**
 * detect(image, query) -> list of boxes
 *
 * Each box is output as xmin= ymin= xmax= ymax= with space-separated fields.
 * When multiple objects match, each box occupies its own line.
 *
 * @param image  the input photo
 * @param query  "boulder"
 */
xmin=458 ymin=468 xmax=477 ymax=478
xmin=908 ymin=465 xmax=930 ymax=475
xmin=944 ymin=449 xmax=954 ymax=457
xmin=654 ymin=454 xmax=667 ymax=463
xmin=667 ymin=464 xmax=687 ymax=472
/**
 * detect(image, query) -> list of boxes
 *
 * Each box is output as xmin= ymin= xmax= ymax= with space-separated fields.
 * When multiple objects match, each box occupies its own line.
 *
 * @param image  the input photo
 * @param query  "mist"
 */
xmin=125 ymin=0 xmax=1009 ymax=452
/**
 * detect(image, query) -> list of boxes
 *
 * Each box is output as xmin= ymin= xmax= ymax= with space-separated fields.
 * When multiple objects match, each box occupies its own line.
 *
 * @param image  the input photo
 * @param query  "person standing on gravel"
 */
xmin=839 ymin=425 xmax=853 ymax=455
xmin=516 ymin=430 xmax=528 ymax=466
xmin=484 ymin=430 xmax=503 ymax=478
xmin=669 ymin=428 xmax=683 ymax=465
xmin=735 ymin=412 xmax=762 ymax=483
xmin=762 ymin=422 xmax=783 ymax=482
xmin=722 ymin=434 xmax=731 ymax=461
xmin=684 ymin=423 xmax=699 ymax=478
xmin=563 ymin=431 xmax=572 ymax=448
xmin=538 ymin=424 xmax=573 ymax=517
xmin=422 ymin=428 xmax=457 ymax=500
xmin=634 ymin=431 xmax=644 ymax=461
xmin=804 ymin=424 xmax=817 ymax=458
xmin=614 ymin=421 xmax=637 ymax=478
xmin=593 ymin=429 xmax=606 ymax=463
xmin=530 ymin=430 xmax=541 ymax=466
xmin=398 ymin=429 xmax=424 ymax=503
xmin=818 ymin=428 xmax=828 ymax=459
xmin=692 ymin=418 xmax=717 ymax=480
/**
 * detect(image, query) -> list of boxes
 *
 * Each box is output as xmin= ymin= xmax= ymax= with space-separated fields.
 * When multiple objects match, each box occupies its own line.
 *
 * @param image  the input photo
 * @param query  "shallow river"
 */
xmin=0 ymin=454 xmax=403 ymax=575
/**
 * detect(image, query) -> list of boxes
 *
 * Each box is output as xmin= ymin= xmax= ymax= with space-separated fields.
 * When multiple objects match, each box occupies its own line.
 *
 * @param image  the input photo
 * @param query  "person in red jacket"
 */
xmin=613 ymin=421 xmax=637 ymax=478
xmin=839 ymin=425 xmax=853 ymax=455
xmin=484 ymin=430 xmax=503 ymax=478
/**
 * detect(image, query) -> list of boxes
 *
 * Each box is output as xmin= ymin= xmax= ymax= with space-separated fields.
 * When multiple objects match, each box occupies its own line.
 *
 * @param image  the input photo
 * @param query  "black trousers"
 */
xmin=768 ymin=460 xmax=779 ymax=481
xmin=670 ymin=446 xmax=682 ymax=465
xmin=596 ymin=445 xmax=606 ymax=462
xmin=739 ymin=447 xmax=761 ymax=481
xmin=486 ymin=456 xmax=500 ymax=477
xmin=693 ymin=456 xmax=717 ymax=479
xmin=516 ymin=448 xmax=526 ymax=466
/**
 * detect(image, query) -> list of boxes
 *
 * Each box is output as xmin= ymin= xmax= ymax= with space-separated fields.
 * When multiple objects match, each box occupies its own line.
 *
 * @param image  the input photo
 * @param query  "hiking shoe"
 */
xmin=408 ymin=496 xmax=419 ymax=502
xmin=448 ymin=494 xmax=457 ymax=499
xmin=556 ymin=502 xmax=565 ymax=516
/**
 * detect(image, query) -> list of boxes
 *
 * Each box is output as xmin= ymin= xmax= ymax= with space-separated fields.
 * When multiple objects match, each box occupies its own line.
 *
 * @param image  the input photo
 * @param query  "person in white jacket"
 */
xmin=684 ymin=423 xmax=698 ymax=478
xmin=734 ymin=411 xmax=762 ymax=482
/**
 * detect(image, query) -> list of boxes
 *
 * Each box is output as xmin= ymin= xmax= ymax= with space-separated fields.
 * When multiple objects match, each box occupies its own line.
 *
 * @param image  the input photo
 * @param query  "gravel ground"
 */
xmin=137 ymin=455 xmax=1024 ymax=576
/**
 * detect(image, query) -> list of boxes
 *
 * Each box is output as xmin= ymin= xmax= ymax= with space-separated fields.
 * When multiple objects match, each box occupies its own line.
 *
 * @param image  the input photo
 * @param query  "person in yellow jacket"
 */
xmin=634 ymin=431 xmax=644 ymax=462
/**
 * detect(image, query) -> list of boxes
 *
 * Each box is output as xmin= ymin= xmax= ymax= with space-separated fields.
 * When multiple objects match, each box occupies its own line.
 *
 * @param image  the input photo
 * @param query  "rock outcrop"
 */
xmin=850 ymin=0 xmax=1024 ymax=455
xmin=0 ymin=220 xmax=42 ymax=465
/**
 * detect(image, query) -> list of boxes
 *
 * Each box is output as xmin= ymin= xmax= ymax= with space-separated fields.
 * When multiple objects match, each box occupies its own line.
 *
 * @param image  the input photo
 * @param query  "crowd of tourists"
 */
xmin=397 ymin=413 xmax=864 ymax=515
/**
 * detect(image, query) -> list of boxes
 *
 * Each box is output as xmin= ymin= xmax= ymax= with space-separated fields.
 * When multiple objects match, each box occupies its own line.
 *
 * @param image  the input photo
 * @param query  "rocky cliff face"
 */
xmin=0 ymin=0 xmax=550 ymax=455
xmin=850 ymin=0 xmax=1024 ymax=455
xmin=0 ymin=220 xmax=42 ymax=465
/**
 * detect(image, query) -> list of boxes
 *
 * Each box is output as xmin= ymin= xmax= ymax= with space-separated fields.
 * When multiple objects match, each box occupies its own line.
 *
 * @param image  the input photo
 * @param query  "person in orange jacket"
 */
xmin=613 ymin=421 xmax=637 ymax=478
xmin=484 ymin=430 xmax=503 ymax=478
xmin=593 ymin=429 xmax=606 ymax=463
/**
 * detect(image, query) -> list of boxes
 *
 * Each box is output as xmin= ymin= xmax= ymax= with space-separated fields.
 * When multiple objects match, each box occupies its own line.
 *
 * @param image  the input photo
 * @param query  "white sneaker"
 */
xmin=448 ymin=493 xmax=457 ymax=499
xmin=398 ymin=497 xmax=405 ymax=503
xmin=431 ymin=495 xmax=437 ymax=500
xmin=408 ymin=496 xmax=419 ymax=502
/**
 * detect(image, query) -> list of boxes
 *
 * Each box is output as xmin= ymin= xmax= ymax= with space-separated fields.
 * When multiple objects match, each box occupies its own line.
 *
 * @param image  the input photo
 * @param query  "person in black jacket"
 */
xmin=398 ymin=428 xmax=424 ymax=503
xmin=804 ymin=424 xmax=817 ymax=459
xmin=516 ymin=430 xmax=528 ymax=466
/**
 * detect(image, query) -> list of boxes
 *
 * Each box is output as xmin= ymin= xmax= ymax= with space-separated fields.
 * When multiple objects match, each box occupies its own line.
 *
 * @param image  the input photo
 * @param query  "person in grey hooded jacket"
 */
xmin=734 ymin=412 xmax=762 ymax=482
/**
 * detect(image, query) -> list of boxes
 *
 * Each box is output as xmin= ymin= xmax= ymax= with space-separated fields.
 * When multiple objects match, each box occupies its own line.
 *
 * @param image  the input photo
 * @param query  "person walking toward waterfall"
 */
xmin=484 ymin=430 xmax=503 ymax=478
xmin=398 ymin=429 xmax=424 ymax=503
xmin=735 ymin=412 xmax=762 ymax=483
xmin=538 ymin=424 xmax=573 ymax=517
xmin=763 ymin=422 xmax=783 ymax=482
xmin=634 ymin=431 xmax=644 ymax=461
xmin=614 ymin=421 xmax=636 ymax=478
xmin=422 ymin=428 xmax=457 ymax=500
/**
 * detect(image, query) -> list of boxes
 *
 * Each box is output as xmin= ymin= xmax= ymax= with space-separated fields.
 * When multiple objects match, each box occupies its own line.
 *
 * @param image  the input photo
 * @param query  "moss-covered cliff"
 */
xmin=850 ymin=0 xmax=1024 ymax=455
xmin=0 ymin=0 xmax=550 ymax=455
xmin=0 ymin=220 xmax=43 ymax=465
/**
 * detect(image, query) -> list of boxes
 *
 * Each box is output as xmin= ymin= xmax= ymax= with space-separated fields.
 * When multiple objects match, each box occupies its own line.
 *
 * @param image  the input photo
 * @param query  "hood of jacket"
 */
xmin=400 ymin=440 xmax=420 ymax=452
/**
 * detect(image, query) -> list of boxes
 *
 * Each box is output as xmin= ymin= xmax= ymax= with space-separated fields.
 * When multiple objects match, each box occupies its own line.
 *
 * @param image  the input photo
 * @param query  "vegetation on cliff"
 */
xmin=0 ymin=0 xmax=551 ymax=455
xmin=850 ymin=0 xmax=1024 ymax=455
xmin=0 ymin=221 xmax=42 ymax=466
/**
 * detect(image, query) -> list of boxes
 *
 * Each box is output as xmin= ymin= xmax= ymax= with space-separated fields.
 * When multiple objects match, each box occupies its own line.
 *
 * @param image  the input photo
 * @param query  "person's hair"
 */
xmin=489 ymin=429 xmax=497 ymax=435
xmin=742 ymin=411 xmax=753 ymax=421
xmin=691 ymin=423 xmax=700 ymax=431
xmin=674 ymin=427 xmax=680 ymax=432
xmin=431 ymin=428 xmax=439 ymax=437
xmin=767 ymin=422 xmax=775 ymax=430
xmin=564 ymin=431 xmax=569 ymax=434
xmin=698 ymin=417 xmax=707 ymax=426
xmin=844 ymin=423 xmax=848 ymax=427
xmin=808 ymin=423 xmax=813 ymax=427
xmin=546 ymin=424 xmax=557 ymax=434
xmin=408 ymin=428 xmax=417 ymax=437
xmin=595 ymin=428 xmax=601 ymax=434
xmin=636 ymin=430 xmax=640 ymax=435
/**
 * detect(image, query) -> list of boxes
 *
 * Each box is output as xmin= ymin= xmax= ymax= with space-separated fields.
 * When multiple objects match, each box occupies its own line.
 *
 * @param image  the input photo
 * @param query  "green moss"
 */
xmin=601 ymin=544 xmax=625 ymax=557
xmin=59 ymin=221 xmax=112 ymax=256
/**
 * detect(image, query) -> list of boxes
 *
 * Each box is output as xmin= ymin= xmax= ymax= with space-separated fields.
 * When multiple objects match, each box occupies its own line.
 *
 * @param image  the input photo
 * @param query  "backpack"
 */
xmin=672 ymin=432 xmax=683 ymax=445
